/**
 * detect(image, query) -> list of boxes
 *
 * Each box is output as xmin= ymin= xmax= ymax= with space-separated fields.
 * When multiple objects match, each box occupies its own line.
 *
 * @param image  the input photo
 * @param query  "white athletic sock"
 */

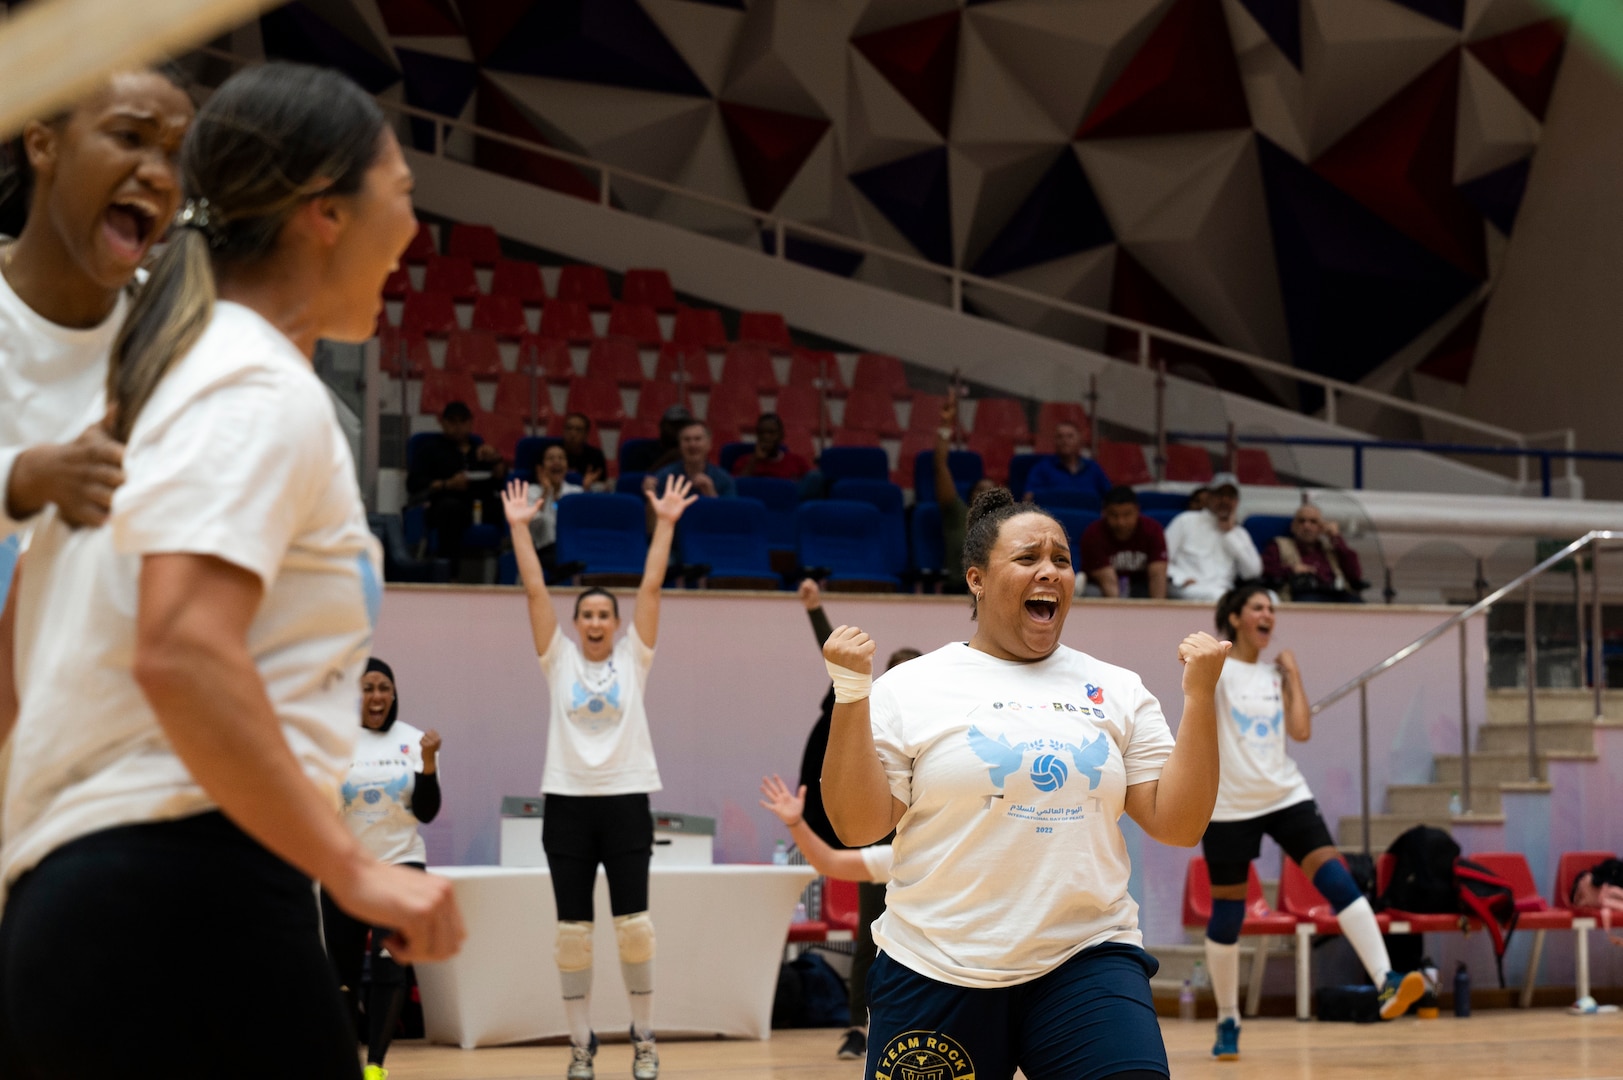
xmin=1336 ymin=897 xmax=1392 ymax=986
xmin=629 ymin=992 xmax=654 ymax=1041
xmin=564 ymin=993 xmax=592 ymax=1049
xmin=1205 ymin=937 xmax=1241 ymax=1025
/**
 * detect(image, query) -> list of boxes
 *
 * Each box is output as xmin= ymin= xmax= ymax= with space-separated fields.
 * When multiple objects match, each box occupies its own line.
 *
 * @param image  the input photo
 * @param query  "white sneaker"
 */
xmin=631 ymin=1027 xmax=659 ymax=1080
xmin=566 ymin=1032 xmax=597 ymax=1080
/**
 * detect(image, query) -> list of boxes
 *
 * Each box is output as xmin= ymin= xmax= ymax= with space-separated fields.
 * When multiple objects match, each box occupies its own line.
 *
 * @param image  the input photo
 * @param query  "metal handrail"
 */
xmin=191 ymin=45 xmax=1549 ymax=452
xmin=1315 ymin=530 xmax=1619 ymax=855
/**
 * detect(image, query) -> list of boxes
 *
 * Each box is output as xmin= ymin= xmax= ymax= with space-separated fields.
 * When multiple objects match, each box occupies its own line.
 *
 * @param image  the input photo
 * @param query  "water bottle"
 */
xmin=1179 ymin=979 xmax=1196 ymax=1021
xmin=793 ymin=901 xmax=808 ymax=923
xmin=1448 ymin=790 xmax=1463 ymax=816
xmin=1191 ymin=959 xmax=1209 ymax=990
xmin=1453 ymin=962 xmax=1471 ymax=1017
xmin=472 ymin=498 xmax=483 ymax=525
xmin=772 ymin=840 xmax=789 ymax=866
xmin=1118 ymin=573 xmax=1131 ymax=599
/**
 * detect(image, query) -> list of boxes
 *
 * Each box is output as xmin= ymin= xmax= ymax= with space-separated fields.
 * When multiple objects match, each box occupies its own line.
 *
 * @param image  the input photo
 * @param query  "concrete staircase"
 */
xmin=1336 ymin=689 xmax=1622 ymax=848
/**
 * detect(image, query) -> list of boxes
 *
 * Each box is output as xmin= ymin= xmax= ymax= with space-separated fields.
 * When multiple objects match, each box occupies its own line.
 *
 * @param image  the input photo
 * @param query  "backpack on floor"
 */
xmin=1455 ymin=858 xmax=1518 ymax=989
xmin=1380 ymin=826 xmax=1460 ymax=914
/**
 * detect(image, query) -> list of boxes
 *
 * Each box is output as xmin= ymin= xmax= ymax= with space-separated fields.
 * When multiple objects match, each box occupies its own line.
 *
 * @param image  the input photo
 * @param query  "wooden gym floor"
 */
xmin=382 ymin=1010 xmax=1623 ymax=1078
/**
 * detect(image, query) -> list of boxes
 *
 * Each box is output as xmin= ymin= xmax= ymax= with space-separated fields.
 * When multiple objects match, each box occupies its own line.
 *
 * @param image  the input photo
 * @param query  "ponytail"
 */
xmin=106 ymin=227 xmax=214 ymax=442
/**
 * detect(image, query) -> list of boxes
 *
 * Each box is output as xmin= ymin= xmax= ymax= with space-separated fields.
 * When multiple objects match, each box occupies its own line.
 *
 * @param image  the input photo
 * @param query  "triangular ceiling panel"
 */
xmin=1468 ymin=17 xmax=1564 ymax=120
xmin=1414 ymin=300 xmax=1484 ymax=383
xmin=720 ymin=101 xmax=832 ymax=210
xmin=723 ymin=0 xmax=830 ymax=117
xmin=476 ymin=0 xmax=709 ymax=97
xmin=729 ymin=0 xmax=858 ymax=124
xmin=1391 ymin=0 xmax=1466 ymax=29
xmin=852 ymin=10 xmax=962 ymax=138
xmin=1458 ymin=155 xmax=1530 ymax=235
xmin=968 ymin=245 xmax=1119 ymax=353
xmin=1314 ymin=51 xmax=1488 ymax=280
xmin=380 ymin=0 xmax=461 ymax=37
xmin=641 ymin=0 xmax=748 ymax=96
xmin=1455 ymin=49 xmax=1540 ymax=184
xmin=1227 ymin=0 xmax=1311 ymax=158
xmin=653 ymin=103 xmax=758 ymax=244
xmin=950 ymin=144 xmax=1074 ymax=269
xmin=397 ymin=48 xmax=478 ymax=152
xmin=457 ymin=0 xmax=533 ymax=64
xmin=850 ymin=145 xmax=953 ymax=265
xmin=1236 ymin=0 xmax=1303 ymax=67
xmin=973 ymin=147 xmax=1114 ymax=277
xmin=844 ymin=46 xmax=945 ymax=173
xmin=773 ymin=131 xmax=862 ymax=235
xmin=1076 ymin=0 xmax=1251 ymax=139
xmin=967 ymin=0 xmax=1173 ymax=133
xmin=261 ymin=3 xmax=400 ymax=93
xmin=952 ymin=19 xmax=1069 ymax=145
xmin=472 ymin=74 xmax=600 ymax=201
xmin=1464 ymin=0 xmax=1550 ymax=40
xmin=1258 ymin=134 xmax=1479 ymax=383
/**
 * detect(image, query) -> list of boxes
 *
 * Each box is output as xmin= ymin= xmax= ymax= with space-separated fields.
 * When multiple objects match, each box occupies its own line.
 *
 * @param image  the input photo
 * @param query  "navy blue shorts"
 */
xmin=866 ymin=942 xmax=1169 ymax=1080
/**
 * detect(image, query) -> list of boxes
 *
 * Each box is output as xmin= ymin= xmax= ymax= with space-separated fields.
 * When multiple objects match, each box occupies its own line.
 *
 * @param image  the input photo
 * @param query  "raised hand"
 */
xmin=758 ymin=774 xmax=807 ymax=826
xmin=420 ymin=728 xmax=442 ymax=764
xmin=798 ymin=578 xmax=822 ymax=611
xmin=824 ymin=624 xmax=876 ymax=675
xmin=938 ymin=391 xmax=958 ymax=430
xmin=647 ymin=473 xmax=699 ymax=524
xmin=1177 ymin=631 xmax=1231 ymax=697
xmin=1275 ymin=649 xmax=1299 ymax=677
xmin=582 ymin=465 xmax=603 ymax=490
xmin=501 ymin=478 xmax=540 ymax=527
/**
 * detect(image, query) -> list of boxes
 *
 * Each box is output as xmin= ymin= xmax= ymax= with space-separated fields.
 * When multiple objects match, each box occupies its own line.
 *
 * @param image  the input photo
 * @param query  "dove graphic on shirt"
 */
xmin=966 ymin=726 xmax=1033 ymax=790
xmin=1060 ymin=732 xmax=1110 ymax=790
xmin=1231 ymin=704 xmax=1283 ymax=743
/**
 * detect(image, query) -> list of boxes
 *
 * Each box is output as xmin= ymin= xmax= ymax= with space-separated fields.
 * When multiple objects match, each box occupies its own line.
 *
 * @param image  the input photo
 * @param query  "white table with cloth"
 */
xmin=415 ymin=864 xmax=816 ymax=1048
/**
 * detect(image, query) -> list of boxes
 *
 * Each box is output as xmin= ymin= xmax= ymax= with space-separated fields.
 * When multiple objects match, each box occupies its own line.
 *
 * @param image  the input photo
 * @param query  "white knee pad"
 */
xmin=556 ymin=920 xmax=594 ymax=973
xmin=614 ymin=912 xmax=656 ymax=965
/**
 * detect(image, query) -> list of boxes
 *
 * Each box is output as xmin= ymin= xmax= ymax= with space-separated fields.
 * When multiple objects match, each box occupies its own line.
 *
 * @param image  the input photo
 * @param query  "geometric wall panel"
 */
xmin=1391 ymin=0 xmax=1467 ymax=30
xmin=262 ymin=2 xmax=400 ymax=93
xmin=1236 ymin=0 xmax=1303 ymax=68
xmin=1458 ymin=155 xmax=1531 ymax=235
xmin=852 ymin=10 xmax=962 ymax=138
xmin=973 ymin=148 xmax=1115 ymax=277
xmin=397 ymin=48 xmax=478 ymax=151
xmin=1468 ymin=17 xmax=1565 ymax=120
xmin=474 ymin=0 xmax=709 ymax=97
xmin=720 ymin=101 xmax=832 ymax=210
xmin=851 ymin=146 xmax=954 ymax=265
xmin=1077 ymin=0 xmax=1251 ymax=139
xmin=1455 ymin=49 xmax=1541 ymax=184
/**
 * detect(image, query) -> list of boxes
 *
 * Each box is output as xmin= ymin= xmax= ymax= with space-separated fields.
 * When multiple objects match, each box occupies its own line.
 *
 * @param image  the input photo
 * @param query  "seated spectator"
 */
xmin=622 ymin=404 xmax=691 ymax=474
xmin=526 ymin=444 xmax=593 ymax=579
xmin=1186 ymin=486 xmax=1210 ymax=512
xmin=1079 ymin=487 xmax=1168 ymax=599
xmin=1571 ymin=858 xmax=1623 ymax=913
xmin=644 ymin=418 xmax=735 ymax=499
xmin=1165 ymin=472 xmax=1261 ymax=602
xmin=559 ymin=411 xmax=607 ymax=488
xmin=1263 ymin=502 xmax=1365 ymax=603
xmin=732 ymin=412 xmax=811 ymax=480
xmin=934 ymin=394 xmax=995 ymax=595
xmin=405 ymin=400 xmax=504 ymax=565
xmin=1024 ymin=420 xmax=1110 ymax=500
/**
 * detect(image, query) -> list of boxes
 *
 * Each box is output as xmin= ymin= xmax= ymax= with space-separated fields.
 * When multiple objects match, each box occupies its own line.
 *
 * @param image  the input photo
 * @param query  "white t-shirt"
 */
xmin=538 ymin=625 xmax=662 ymax=796
xmin=3 ymin=301 xmax=383 ymax=886
xmin=858 ymin=844 xmax=894 ymax=884
xmin=0 ymin=261 xmax=122 ymax=539
xmin=1210 ymin=656 xmax=1313 ymax=822
xmin=869 ymin=643 xmax=1176 ymax=989
xmin=526 ymin=480 xmax=582 ymax=549
xmin=340 ymin=720 xmax=433 ymax=866
xmin=1165 ymin=509 xmax=1262 ymax=601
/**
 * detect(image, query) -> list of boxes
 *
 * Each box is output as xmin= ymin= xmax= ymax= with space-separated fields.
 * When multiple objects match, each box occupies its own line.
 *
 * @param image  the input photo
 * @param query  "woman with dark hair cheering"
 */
xmin=821 ymin=487 xmax=1230 ymax=1080
xmin=0 ymin=62 xmax=462 ymax=1079
xmin=501 ymin=474 xmax=695 ymax=1080
xmin=324 ymin=658 xmax=445 ymax=1080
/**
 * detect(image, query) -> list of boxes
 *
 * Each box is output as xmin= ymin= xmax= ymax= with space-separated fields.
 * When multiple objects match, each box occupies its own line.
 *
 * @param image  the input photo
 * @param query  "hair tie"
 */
xmin=174 ymin=198 xmax=221 ymax=245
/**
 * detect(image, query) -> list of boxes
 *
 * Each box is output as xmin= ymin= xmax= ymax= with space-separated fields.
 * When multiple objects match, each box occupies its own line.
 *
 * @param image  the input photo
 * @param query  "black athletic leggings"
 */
xmin=0 ymin=812 xmax=357 ymax=1080
xmin=543 ymin=793 xmax=653 ymax=921
xmin=321 ymin=863 xmax=425 ymax=1067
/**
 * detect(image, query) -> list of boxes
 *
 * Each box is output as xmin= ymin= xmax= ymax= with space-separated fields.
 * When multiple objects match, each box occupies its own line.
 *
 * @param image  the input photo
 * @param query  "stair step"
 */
xmin=1337 ymin=812 xmax=1505 ymax=850
xmin=1486 ymin=688 xmax=1623 ymax=724
xmin=1148 ymin=941 xmax=1271 ymax=990
xmin=1387 ymin=783 xmax=1501 ymax=816
xmin=1477 ymin=721 xmax=1598 ymax=754
xmin=1434 ymin=752 xmax=1553 ymax=786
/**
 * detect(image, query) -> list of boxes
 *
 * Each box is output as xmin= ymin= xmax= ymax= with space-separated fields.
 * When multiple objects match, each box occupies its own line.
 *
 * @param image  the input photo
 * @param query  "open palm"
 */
xmin=758 ymin=774 xmax=806 ymax=825
xmin=501 ymin=478 xmax=539 ymax=526
xmin=647 ymin=473 xmax=699 ymax=524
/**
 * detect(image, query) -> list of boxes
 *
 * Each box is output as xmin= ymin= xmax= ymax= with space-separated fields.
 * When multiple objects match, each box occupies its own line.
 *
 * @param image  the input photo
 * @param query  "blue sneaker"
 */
xmin=1212 ymin=1018 xmax=1240 ymax=1061
xmin=1378 ymin=970 xmax=1426 ymax=1021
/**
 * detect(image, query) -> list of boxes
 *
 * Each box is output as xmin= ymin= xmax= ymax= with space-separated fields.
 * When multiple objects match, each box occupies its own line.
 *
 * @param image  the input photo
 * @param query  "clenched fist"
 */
xmin=1177 ymin=631 xmax=1230 ymax=697
xmin=823 ymin=624 xmax=876 ymax=675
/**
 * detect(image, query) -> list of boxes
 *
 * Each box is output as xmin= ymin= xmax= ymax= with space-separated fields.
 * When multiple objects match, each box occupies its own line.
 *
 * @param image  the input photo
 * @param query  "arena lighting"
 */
xmin=0 ymin=0 xmax=280 ymax=136
xmin=1545 ymin=0 xmax=1623 ymax=72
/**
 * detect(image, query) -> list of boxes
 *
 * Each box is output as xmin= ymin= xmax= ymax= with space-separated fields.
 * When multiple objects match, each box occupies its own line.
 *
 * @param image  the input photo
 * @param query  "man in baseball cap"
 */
xmin=1164 ymin=471 xmax=1262 ymax=601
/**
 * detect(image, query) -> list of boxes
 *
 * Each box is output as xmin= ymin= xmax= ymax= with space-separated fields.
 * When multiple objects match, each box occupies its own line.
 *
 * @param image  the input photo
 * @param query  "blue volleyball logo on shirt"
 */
xmin=568 ymin=680 xmax=623 ymax=729
xmin=1231 ymin=705 xmax=1283 ymax=742
xmin=356 ymin=552 xmax=382 ymax=631
xmin=1030 ymin=753 xmax=1068 ymax=791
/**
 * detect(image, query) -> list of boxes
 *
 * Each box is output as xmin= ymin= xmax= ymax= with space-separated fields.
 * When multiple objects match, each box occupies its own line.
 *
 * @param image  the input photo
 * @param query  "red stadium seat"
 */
xmin=1196 ymin=857 xmax=1309 ymax=1019
xmin=1036 ymin=402 xmax=1091 ymax=451
xmin=1280 ymin=858 xmax=1393 ymax=935
xmin=403 ymin=221 xmax=437 ymax=264
xmin=635 ymin=378 xmax=681 ymax=422
xmin=401 ymin=291 xmax=457 ymax=338
xmin=840 ymin=393 xmax=900 ymax=438
xmin=423 ymin=255 xmax=480 ymax=301
xmin=490 ymin=258 xmax=547 ymax=305
xmin=971 ymin=398 xmax=1031 ymax=443
xmin=606 ymin=302 xmax=663 ymax=347
xmin=1235 ymin=447 xmax=1280 ymax=486
xmin=906 ymin=392 xmax=947 ymax=434
xmin=655 ymin=341 xmax=711 ymax=391
xmin=706 ymin=380 xmax=762 ymax=440
xmin=788 ymin=349 xmax=845 ymax=395
xmin=772 ymin=384 xmax=828 ymax=436
xmin=1165 ymin=443 xmax=1215 ymax=483
xmin=446 ymin=222 xmax=501 ymax=266
xmin=621 ymin=268 xmax=677 ymax=312
xmin=720 ymin=343 xmax=778 ymax=393
xmin=564 ymin=376 xmax=626 ymax=427
xmin=381 ymin=266 xmax=412 ymax=301
xmin=419 ymin=370 xmax=479 ymax=416
xmin=586 ymin=337 xmax=645 ymax=387
xmin=671 ymin=306 xmax=729 ymax=350
xmin=539 ymin=299 xmax=595 ymax=345
xmin=556 ymin=264 xmax=614 ymax=309
xmin=832 ymin=427 xmax=880 ymax=447
xmin=851 ymin=353 xmax=910 ymax=399
xmin=376 ymin=326 xmax=432 ymax=377
xmin=472 ymin=294 xmax=527 ymax=340
xmin=493 ymin=371 xmax=553 ymax=427
xmin=1096 ymin=440 xmax=1152 ymax=486
xmin=475 ymin=409 xmax=524 ymax=460
xmin=967 ymin=434 xmax=1014 ymax=484
xmin=445 ymin=329 xmax=504 ymax=379
xmin=519 ymin=335 xmax=577 ymax=384
xmin=736 ymin=311 xmax=791 ymax=352
xmin=1557 ymin=851 xmax=1614 ymax=915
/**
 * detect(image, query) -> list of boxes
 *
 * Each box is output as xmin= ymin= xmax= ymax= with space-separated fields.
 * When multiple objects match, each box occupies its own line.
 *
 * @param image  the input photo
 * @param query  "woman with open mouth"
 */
xmin=820 ymin=485 xmax=1230 ymax=1080
xmin=1199 ymin=584 xmax=1425 ymax=1061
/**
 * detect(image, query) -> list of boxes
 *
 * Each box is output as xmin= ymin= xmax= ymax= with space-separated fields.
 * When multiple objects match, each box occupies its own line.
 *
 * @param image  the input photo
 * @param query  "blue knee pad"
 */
xmin=1313 ymin=860 xmax=1363 ymax=913
xmin=1206 ymin=899 xmax=1245 ymax=945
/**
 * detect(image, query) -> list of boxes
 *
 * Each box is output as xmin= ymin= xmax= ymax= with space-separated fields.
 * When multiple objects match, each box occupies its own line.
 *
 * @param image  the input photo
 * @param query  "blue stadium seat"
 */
xmin=913 ymin=449 xmax=982 ymax=503
xmin=1046 ymin=508 xmax=1100 ymax=563
xmin=719 ymin=441 xmax=754 ymax=473
xmin=818 ymin=446 xmax=890 ymax=487
xmin=912 ymin=502 xmax=945 ymax=576
xmin=513 ymin=436 xmax=562 ymax=476
xmin=1027 ymin=487 xmax=1102 ymax=512
xmin=831 ymin=478 xmax=908 ymax=578
xmin=795 ymin=501 xmax=899 ymax=590
xmin=736 ymin=477 xmax=799 ymax=552
xmin=616 ymin=472 xmax=648 ymax=495
xmin=1008 ymin=453 xmax=1042 ymax=500
xmin=1136 ymin=491 xmax=1190 ymax=512
xmin=1243 ymin=514 xmax=1294 ymax=553
xmin=1145 ymin=507 xmax=1182 ymax=529
xmin=678 ymin=498 xmax=779 ymax=587
xmin=555 ymin=493 xmax=647 ymax=580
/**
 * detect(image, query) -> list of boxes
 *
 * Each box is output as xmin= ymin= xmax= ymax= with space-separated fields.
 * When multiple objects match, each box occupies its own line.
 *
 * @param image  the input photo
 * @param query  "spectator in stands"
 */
xmin=1262 ymin=502 xmax=1365 ymax=603
xmin=406 ymin=400 xmax=503 ymax=566
xmin=1165 ymin=472 xmax=1262 ymax=602
xmin=619 ymin=404 xmax=691 ymax=476
xmin=644 ymin=417 xmax=734 ymax=499
xmin=1024 ymin=420 xmax=1110 ymax=500
xmin=1186 ymin=487 xmax=1210 ymax=512
xmin=559 ymin=412 xmax=607 ymax=489
xmin=934 ymin=395 xmax=995 ymax=595
xmin=1079 ymin=487 xmax=1168 ymax=599
xmin=733 ymin=412 xmax=811 ymax=481
xmin=525 ymin=444 xmax=590 ymax=580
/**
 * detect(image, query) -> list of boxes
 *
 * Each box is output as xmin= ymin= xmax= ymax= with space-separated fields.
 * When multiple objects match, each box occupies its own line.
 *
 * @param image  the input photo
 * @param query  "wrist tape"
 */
xmin=825 ymin=660 xmax=872 ymax=704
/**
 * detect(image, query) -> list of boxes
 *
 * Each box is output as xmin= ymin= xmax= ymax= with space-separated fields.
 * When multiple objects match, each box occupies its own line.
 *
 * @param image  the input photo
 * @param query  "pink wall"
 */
xmin=372 ymin=587 xmax=1482 ymax=944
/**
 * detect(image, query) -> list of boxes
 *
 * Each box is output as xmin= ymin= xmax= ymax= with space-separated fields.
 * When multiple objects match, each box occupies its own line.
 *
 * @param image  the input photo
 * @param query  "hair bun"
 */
xmin=966 ymin=486 xmax=1015 ymax=531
